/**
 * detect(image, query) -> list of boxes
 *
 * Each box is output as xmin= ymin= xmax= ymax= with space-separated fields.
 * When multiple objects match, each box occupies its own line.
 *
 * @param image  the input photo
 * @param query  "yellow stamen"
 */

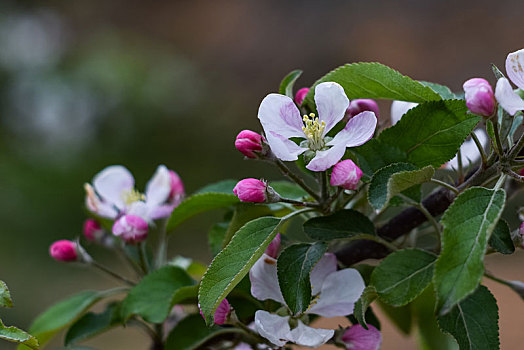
xmin=122 ymin=189 xmax=145 ymax=205
xmin=302 ymin=113 xmax=326 ymax=151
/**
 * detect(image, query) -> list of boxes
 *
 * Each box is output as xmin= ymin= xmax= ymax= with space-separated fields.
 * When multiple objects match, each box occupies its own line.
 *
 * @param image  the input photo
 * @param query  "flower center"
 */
xmin=302 ymin=113 xmax=326 ymax=151
xmin=122 ymin=189 xmax=145 ymax=205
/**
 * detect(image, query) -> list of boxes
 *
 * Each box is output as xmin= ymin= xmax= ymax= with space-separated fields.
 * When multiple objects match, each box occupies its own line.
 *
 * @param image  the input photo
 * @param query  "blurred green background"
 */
xmin=1 ymin=0 xmax=524 ymax=349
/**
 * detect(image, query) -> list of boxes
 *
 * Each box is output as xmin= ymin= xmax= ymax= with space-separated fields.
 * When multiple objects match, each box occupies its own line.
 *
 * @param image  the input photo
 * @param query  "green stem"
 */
xmin=494 ymin=174 xmax=507 ymax=190
xmin=345 ymin=233 xmax=398 ymax=252
xmin=155 ymin=220 xmax=168 ymax=270
xmin=484 ymin=271 xmax=512 ymax=288
xmin=430 ymin=178 xmax=459 ymax=195
xmin=457 ymin=149 xmax=464 ymax=184
xmin=399 ymin=194 xmax=441 ymax=250
xmin=274 ymin=159 xmax=321 ymax=201
xmin=90 ymin=261 xmax=136 ymax=286
xmin=279 ymin=197 xmax=321 ymax=208
xmin=492 ymin=121 xmax=505 ymax=158
xmin=138 ymin=242 xmax=150 ymax=274
xmin=508 ymin=129 xmax=524 ymax=160
xmin=471 ymin=131 xmax=488 ymax=168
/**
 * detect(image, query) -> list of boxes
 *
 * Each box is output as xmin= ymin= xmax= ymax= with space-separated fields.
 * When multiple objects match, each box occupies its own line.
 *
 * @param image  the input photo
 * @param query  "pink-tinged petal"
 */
xmin=506 ymin=48 xmax=524 ymax=90
xmin=342 ymin=324 xmax=382 ymax=350
xmin=289 ymin=320 xmax=335 ymax=347
xmin=93 ymin=165 xmax=134 ymax=210
xmin=148 ymin=203 xmax=176 ymax=220
xmin=307 ymin=268 xmax=365 ymax=317
xmin=315 ymin=82 xmax=349 ymax=135
xmin=495 ymin=77 xmax=524 ymax=116
xmin=306 ymin=143 xmax=347 ymax=171
xmin=145 ymin=165 xmax=171 ymax=207
xmin=266 ymin=131 xmax=307 ymax=161
xmin=446 ymin=129 xmax=488 ymax=170
xmin=84 ymin=183 xmax=118 ymax=219
xmin=330 ymin=159 xmax=363 ymax=190
xmin=254 ymin=311 xmax=291 ymax=347
xmin=310 ymin=253 xmax=337 ymax=296
xmin=328 ymin=111 xmax=377 ymax=148
xmin=112 ymin=214 xmax=148 ymax=244
xmin=249 ymin=254 xmax=285 ymax=303
xmin=390 ymin=101 xmax=417 ymax=125
xmin=213 ymin=299 xmax=231 ymax=325
xmin=258 ymin=93 xmax=304 ymax=138
xmin=265 ymin=233 xmax=281 ymax=259
xmin=234 ymin=343 xmax=252 ymax=350
xmin=127 ymin=201 xmax=150 ymax=220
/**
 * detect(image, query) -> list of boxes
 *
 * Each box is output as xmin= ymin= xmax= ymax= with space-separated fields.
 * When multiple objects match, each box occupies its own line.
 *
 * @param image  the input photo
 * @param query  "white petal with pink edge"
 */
xmin=328 ymin=111 xmax=377 ymax=148
xmin=258 ymin=93 xmax=304 ymax=138
xmin=495 ymin=77 xmax=524 ymax=116
xmin=314 ymin=82 xmax=349 ymax=135
xmin=92 ymin=165 xmax=134 ymax=210
xmin=249 ymin=254 xmax=285 ymax=304
xmin=506 ymin=48 xmax=524 ymax=90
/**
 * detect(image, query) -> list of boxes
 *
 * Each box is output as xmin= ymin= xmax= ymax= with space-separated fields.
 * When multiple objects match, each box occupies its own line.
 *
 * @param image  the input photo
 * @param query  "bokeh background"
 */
xmin=1 ymin=0 xmax=524 ymax=349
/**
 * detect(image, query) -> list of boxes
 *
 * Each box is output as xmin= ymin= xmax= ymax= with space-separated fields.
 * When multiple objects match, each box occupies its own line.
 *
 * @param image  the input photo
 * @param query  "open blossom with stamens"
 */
xmin=85 ymin=165 xmax=184 ymax=222
xmin=249 ymin=252 xmax=365 ymax=347
xmin=495 ymin=48 xmax=524 ymax=116
xmin=258 ymin=82 xmax=377 ymax=171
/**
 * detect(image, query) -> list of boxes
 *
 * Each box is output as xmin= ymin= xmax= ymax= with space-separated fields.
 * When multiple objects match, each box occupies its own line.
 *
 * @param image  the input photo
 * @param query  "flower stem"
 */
xmin=430 ymin=178 xmax=459 ymax=194
xmin=471 ymin=131 xmax=488 ymax=168
xmin=274 ymin=159 xmax=321 ymax=201
xmin=138 ymin=242 xmax=150 ymax=274
xmin=90 ymin=261 xmax=136 ymax=286
xmin=279 ymin=197 xmax=321 ymax=208
xmin=492 ymin=121 xmax=505 ymax=158
xmin=155 ymin=219 xmax=168 ymax=270
xmin=399 ymin=194 xmax=441 ymax=250
xmin=457 ymin=149 xmax=465 ymax=184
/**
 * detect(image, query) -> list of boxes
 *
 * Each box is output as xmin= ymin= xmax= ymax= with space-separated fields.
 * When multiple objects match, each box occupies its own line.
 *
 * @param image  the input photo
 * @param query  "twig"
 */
xmin=430 ymin=178 xmax=459 ymax=194
xmin=471 ymin=131 xmax=488 ymax=168
xmin=274 ymin=159 xmax=320 ymax=201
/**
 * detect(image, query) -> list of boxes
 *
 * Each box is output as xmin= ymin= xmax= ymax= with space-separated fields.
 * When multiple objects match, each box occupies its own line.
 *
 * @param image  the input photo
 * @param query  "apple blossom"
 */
xmin=342 ymin=324 xmax=382 ymax=350
xmin=249 ymin=252 xmax=365 ymax=347
xmin=295 ymin=87 xmax=309 ymax=106
xmin=49 ymin=240 xmax=78 ymax=262
xmin=258 ymin=82 xmax=377 ymax=171
xmin=235 ymin=130 xmax=264 ymax=158
xmin=463 ymin=78 xmax=495 ymax=117
xmin=346 ymin=99 xmax=380 ymax=121
xmin=85 ymin=165 xmax=183 ymax=222
xmin=330 ymin=159 xmax=363 ymax=190
xmin=495 ymin=48 xmax=524 ymax=116
xmin=112 ymin=214 xmax=148 ymax=244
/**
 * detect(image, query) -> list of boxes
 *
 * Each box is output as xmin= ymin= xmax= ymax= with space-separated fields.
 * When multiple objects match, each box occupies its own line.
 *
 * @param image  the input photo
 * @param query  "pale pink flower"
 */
xmin=258 ymin=82 xmax=377 ymax=171
xmin=495 ymin=48 xmax=524 ymax=115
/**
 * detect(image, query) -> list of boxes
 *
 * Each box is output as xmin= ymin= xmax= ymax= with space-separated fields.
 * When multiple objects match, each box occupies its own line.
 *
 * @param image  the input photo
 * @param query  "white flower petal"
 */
xmin=266 ymin=131 xmax=307 ymax=161
xmin=93 ymin=165 xmax=134 ymax=210
xmin=328 ymin=111 xmax=377 ymax=148
xmin=390 ymin=101 xmax=418 ymax=125
xmin=314 ymin=82 xmax=349 ymax=135
xmin=506 ymin=48 xmax=524 ymax=90
xmin=249 ymin=254 xmax=285 ymax=304
xmin=446 ymin=129 xmax=488 ymax=170
xmin=310 ymin=253 xmax=337 ymax=296
xmin=495 ymin=77 xmax=524 ymax=116
xmin=306 ymin=142 xmax=346 ymax=172
xmin=145 ymin=165 xmax=171 ymax=207
xmin=307 ymin=268 xmax=365 ymax=317
xmin=127 ymin=201 xmax=150 ymax=221
xmin=147 ymin=203 xmax=176 ymax=220
xmin=258 ymin=93 xmax=304 ymax=138
xmin=254 ymin=311 xmax=291 ymax=347
xmin=84 ymin=183 xmax=118 ymax=219
xmin=289 ymin=320 xmax=335 ymax=347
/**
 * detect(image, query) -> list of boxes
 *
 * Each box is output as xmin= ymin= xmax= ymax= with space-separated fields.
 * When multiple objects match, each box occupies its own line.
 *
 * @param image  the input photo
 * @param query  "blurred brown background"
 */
xmin=1 ymin=0 xmax=523 ymax=349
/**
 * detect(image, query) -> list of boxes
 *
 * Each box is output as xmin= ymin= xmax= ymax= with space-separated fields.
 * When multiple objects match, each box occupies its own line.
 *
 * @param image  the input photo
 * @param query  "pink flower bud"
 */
xmin=169 ymin=170 xmax=185 ymax=204
xmin=235 ymin=130 xmax=264 ymax=159
xmin=200 ymin=299 xmax=231 ymax=325
xmin=233 ymin=179 xmax=273 ymax=203
xmin=265 ymin=233 xmax=281 ymax=258
xmin=112 ymin=215 xmax=148 ymax=244
xmin=342 ymin=324 xmax=382 ymax=350
xmin=83 ymin=219 xmax=103 ymax=241
xmin=49 ymin=240 xmax=78 ymax=262
xmin=346 ymin=99 xmax=380 ymax=120
xmin=330 ymin=160 xmax=363 ymax=190
xmin=463 ymin=78 xmax=495 ymax=117
xmin=295 ymin=87 xmax=309 ymax=106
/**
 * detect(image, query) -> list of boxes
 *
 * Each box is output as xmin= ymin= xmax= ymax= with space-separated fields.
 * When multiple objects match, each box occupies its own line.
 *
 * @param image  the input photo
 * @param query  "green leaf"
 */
xmin=208 ymin=222 xmax=229 ymax=257
xmin=277 ymin=242 xmax=328 ymax=315
xmin=304 ymin=62 xmax=441 ymax=109
xmin=171 ymin=285 xmax=199 ymax=305
xmin=270 ymin=181 xmax=308 ymax=200
xmin=199 ymin=216 xmax=283 ymax=324
xmin=223 ymin=204 xmax=273 ymax=249
xmin=167 ymin=192 xmax=239 ymax=232
xmin=353 ymin=139 xmax=408 ymax=176
xmin=24 ymin=290 xmax=109 ymax=348
xmin=434 ymin=187 xmax=506 ymax=315
xmin=121 ymin=266 xmax=194 ymax=323
xmin=419 ymin=81 xmax=457 ymax=99
xmin=303 ymin=209 xmax=375 ymax=241
xmin=438 ymin=285 xmax=499 ymax=350
xmin=354 ymin=286 xmax=378 ymax=329
xmin=368 ymin=163 xmax=434 ymax=210
xmin=65 ymin=302 xmax=120 ymax=345
xmin=371 ymin=249 xmax=437 ymax=307
xmin=195 ymin=180 xmax=237 ymax=194
xmin=165 ymin=314 xmax=243 ymax=350
xmin=0 ymin=280 xmax=13 ymax=308
xmin=491 ymin=64 xmax=505 ymax=80
xmin=279 ymin=70 xmax=303 ymax=98
xmin=486 ymin=120 xmax=495 ymax=140
xmin=378 ymin=100 xmax=479 ymax=168
xmin=0 ymin=319 xmax=39 ymax=349
xmin=488 ymin=220 xmax=515 ymax=255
